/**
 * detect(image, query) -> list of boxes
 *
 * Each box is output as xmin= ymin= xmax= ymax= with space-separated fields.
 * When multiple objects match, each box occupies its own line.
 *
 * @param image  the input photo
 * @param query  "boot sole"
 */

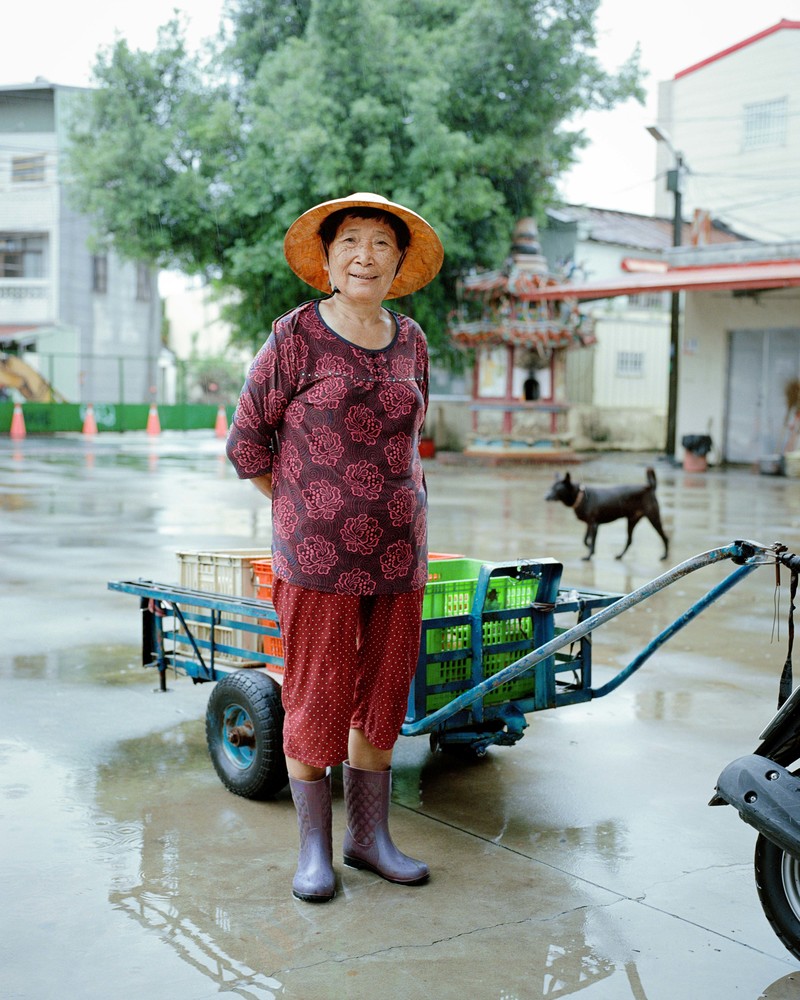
xmin=292 ymin=888 xmax=336 ymax=903
xmin=343 ymin=855 xmax=429 ymax=885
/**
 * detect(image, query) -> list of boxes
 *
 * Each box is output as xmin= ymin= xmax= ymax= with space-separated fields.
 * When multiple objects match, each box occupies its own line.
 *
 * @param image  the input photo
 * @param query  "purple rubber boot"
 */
xmin=342 ymin=763 xmax=429 ymax=885
xmin=289 ymin=773 xmax=336 ymax=902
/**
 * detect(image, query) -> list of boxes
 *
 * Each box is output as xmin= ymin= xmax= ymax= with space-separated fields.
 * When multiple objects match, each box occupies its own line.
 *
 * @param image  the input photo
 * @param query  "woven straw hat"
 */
xmin=283 ymin=192 xmax=444 ymax=299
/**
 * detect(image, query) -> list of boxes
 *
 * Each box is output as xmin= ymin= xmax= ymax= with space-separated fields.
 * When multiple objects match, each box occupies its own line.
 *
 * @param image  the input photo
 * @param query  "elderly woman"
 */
xmin=226 ymin=192 xmax=443 ymax=902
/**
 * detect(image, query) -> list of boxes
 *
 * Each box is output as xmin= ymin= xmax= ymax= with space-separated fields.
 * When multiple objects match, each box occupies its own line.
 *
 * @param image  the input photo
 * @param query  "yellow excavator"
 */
xmin=0 ymin=353 xmax=66 ymax=402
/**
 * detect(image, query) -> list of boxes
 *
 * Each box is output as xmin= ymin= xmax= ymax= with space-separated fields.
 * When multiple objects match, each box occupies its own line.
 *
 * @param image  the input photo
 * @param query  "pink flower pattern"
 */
xmin=344 ymin=461 xmax=384 ymax=500
xmin=279 ymin=335 xmax=308 ymax=377
xmin=384 ymin=433 xmax=412 ymax=474
xmin=229 ymin=438 xmax=271 ymax=476
xmin=273 ymin=496 xmax=299 ymax=539
xmin=387 ymin=488 xmax=416 ymax=526
xmin=345 ymin=404 xmax=381 ymax=445
xmin=297 ymin=535 xmax=339 ymax=575
xmin=380 ymin=540 xmax=414 ymax=580
xmin=308 ymin=426 xmax=344 ymax=466
xmin=278 ymin=440 xmax=303 ymax=481
xmin=285 ymin=400 xmax=306 ymax=428
xmin=264 ymin=389 xmax=288 ymax=424
xmin=302 ymin=480 xmax=344 ymax=520
xmin=340 ymin=514 xmax=383 ymax=554
xmin=379 ymin=382 xmax=416 ymax=419
xmin=233 ymin=392 xmax=260 ymax=431
xmin=306 ymin=376 xmax=347 ymax=410
xmin=315 ymin=353 xmax=354 ymax=378
xmin=335 ymin=568 xmax=378 ymax=595
xmin=272 ymin=551 xmax=292 ymax=579
xmin=391 ymin=356 xmax=415 ymax=380
xmin=226 ymin=301 xmax=429 ymax=594
xmin=249 ymin=345 xmax=276 ymax=385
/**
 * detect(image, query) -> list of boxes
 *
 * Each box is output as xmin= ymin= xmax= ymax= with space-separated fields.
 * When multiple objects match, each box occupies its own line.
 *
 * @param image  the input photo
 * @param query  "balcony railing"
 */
xmin=0 ymin=280 xmax=54 ymax=324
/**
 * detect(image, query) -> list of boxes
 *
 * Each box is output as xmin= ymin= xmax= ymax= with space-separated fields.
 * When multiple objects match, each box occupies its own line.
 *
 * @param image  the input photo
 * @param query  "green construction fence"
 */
xmin=0 ymin=402 xmax=235 ymax=436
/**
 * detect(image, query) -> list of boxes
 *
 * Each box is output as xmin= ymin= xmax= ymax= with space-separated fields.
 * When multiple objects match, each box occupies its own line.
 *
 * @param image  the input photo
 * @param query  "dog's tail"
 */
xmin=646 ymin=467 xmax=656 ymax=489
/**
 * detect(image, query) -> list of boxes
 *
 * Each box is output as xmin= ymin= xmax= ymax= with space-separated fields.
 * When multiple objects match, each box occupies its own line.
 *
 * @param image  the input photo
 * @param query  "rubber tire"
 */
xmin=206 ymin=671 xmax=288 ymax=799
xmin=754 ymin=832 xmax=800 ymax=960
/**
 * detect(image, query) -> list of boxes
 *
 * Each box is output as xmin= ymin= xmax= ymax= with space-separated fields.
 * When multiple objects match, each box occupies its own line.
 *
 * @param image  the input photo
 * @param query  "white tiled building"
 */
xmin=653 ymin=19 xmax=800 ymax=242
xmin=0 ymin=81 xmax=162 ymax=404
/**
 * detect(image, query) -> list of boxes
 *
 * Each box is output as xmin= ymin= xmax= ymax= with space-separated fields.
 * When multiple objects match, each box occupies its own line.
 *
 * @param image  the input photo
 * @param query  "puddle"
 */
xmin=5 ymin=645 xmax=146 ymax=685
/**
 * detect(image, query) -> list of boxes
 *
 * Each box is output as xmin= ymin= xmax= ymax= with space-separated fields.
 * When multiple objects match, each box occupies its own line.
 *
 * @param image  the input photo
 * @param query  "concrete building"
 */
xmin=653 ymin=19 xmax=800 ymax=242
xmin=522 ymin=242 xmax=800 ymax=466
xmin=0 ymin=81 xmax=162 ymax=405
xmin=539 ymin=205 xmax=745 ymax=451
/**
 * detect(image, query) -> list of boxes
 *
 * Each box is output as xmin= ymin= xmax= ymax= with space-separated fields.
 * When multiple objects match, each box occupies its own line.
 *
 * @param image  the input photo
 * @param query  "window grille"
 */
xmin=12 ymin=155 xmax=45 ymax=182
xmin=135 ymin=262 xmax=152 ymax=302
xmin=0 ymin=235 xmax=45 ymax=278
xmin=92 ymin=255 xmax=108 ymax=294
xmin=616 ymin=351 xmax=644 ymax=377
xmin=743 ymin=97 xmax=788 ymax=150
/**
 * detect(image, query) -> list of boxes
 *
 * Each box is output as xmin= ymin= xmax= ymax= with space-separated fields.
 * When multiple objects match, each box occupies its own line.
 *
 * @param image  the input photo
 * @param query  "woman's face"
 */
xmin=323 ymin=215 xmax=403 ymax=304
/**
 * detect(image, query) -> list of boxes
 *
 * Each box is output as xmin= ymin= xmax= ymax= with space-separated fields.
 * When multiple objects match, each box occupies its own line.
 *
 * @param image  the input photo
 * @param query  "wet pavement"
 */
xmin=3 ymin=433 xmax=800 ymax=999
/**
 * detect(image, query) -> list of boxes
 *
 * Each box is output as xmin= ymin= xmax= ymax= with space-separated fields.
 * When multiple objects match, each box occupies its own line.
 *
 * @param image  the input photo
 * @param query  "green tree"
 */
xmin=67 ymin=0 xmax=642 ymax=361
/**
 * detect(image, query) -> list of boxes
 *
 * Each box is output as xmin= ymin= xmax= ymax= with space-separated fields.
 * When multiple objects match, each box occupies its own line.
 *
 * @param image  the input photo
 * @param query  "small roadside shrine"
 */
xmin=449 ymin=219 xmax=595 ymax=459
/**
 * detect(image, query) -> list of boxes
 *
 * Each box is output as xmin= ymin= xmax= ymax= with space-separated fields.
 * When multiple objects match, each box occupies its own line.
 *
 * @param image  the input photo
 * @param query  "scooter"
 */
xmin=712 ymin=545 xmax=800 ymax=961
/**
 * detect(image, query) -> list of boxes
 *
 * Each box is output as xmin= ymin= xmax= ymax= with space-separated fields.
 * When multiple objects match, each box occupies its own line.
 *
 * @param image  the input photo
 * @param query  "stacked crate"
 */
xmin=176 ymin=549 xmax=272 ymax=665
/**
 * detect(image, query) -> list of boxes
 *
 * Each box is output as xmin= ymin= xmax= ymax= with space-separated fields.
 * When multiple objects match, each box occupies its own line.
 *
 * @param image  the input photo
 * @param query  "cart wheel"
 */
xmin=754 ymin=832 xmax=800 ymax=960
xmin=206 ymin=671 xmax=288 ymax=799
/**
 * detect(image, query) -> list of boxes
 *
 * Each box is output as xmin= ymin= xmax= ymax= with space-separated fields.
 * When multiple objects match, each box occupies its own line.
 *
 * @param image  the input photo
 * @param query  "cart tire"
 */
xmin=754 ymin=832 xmax=800 ymax=960
xmin=206 ymin=671 xmax=288 ymax=800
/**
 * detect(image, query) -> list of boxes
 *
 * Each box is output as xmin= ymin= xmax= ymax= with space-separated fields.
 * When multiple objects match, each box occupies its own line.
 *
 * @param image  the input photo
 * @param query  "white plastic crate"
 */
xmin=175 ymin=549 xmax=272 ymax=660
xmin=176 ymin=548 xmax=272 ymax=597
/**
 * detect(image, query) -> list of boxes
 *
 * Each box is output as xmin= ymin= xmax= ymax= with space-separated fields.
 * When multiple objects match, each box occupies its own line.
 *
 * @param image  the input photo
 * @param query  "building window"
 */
xmin=616 ymin=351 xmax=644 ymax=377
xmin=0 ymin=235 xmax=45 ymax=278
xmin=92 ymin=255 xmax=108 ymax=294
xmin=628 ymin=292 xmax=668 ymax=311
xmin=743 ymin=97 xmax=788 ymax=150
xmin=135 ymin=262 xmax=152 ymax=302
xmin=12 ymin=155 xmax=46 ymax=183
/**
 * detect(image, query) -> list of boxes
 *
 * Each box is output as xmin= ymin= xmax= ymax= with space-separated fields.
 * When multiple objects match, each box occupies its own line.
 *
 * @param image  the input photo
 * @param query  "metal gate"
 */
xmin=725 ymin=328 xmax=800 ymax=463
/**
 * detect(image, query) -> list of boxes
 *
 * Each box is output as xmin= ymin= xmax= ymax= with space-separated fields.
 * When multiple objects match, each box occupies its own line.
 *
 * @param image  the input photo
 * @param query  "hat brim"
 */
xmin=283 ymin=192 xmax=444 ymax=299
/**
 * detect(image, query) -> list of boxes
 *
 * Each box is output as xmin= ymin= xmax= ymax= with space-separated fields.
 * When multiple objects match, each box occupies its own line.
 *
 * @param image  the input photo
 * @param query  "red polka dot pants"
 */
xmin=271 ymin=579 xmax=425 ymax=768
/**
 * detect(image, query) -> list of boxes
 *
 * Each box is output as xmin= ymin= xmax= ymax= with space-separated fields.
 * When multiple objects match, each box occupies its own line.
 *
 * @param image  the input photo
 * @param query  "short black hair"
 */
xmin=318 ymin=206 xmax=411 ymax=253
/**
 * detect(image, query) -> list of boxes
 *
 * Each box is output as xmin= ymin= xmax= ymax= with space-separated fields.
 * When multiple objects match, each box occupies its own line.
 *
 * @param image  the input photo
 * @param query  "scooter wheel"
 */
xmin=754 ymin=832 xmax=800 ymax=960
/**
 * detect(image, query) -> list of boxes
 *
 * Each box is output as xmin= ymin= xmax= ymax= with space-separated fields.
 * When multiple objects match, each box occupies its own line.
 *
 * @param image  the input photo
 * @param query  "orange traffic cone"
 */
xmin=146 ymin=404 xmax=161 ymax=436
xmin=9 ymin=403 xmax=25 ymax=440
xmin=214 ymin=405 xmax=228 ymax=438
xmin=82 ymin=404 xmax=98 ymax=436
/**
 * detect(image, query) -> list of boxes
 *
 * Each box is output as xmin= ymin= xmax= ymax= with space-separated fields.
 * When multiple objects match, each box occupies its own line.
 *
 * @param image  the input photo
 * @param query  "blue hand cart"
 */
xmin=108 ymin=539 xmax=777 ymax=799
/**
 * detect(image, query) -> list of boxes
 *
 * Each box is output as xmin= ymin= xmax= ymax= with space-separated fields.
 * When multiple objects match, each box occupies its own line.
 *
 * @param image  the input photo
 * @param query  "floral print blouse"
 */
xmin=226 ymin=300 xmax=429 ymax=595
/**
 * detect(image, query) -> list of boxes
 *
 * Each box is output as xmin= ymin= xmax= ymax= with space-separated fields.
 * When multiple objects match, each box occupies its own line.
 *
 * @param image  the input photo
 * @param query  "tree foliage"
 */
xmin=67 ymin=0 xmax=642 ymax=361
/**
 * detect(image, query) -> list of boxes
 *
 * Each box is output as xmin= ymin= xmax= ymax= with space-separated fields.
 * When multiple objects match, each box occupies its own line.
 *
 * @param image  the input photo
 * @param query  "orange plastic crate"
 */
xmin=252 ymin=558 xmax=283 ymax=668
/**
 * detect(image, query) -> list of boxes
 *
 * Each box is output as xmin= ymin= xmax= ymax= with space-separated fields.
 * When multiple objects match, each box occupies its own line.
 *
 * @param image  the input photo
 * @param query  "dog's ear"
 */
xmin=563 ymin=472 xmax=572 ymax=484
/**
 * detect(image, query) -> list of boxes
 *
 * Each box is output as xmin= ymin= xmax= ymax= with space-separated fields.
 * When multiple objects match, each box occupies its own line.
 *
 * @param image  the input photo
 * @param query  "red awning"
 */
xmin=516 ymin=260 xmax=800 ymax=302
xmin=0 ymin=325 xmax=38 ymax=340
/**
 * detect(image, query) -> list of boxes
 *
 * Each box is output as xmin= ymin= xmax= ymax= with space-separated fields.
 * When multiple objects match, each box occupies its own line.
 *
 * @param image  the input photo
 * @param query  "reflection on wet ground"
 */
xmin=2 ymin=435 xmax=800 ymax=997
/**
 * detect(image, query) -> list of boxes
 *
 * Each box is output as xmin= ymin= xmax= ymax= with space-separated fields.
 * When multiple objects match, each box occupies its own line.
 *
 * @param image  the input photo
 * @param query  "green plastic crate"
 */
xmin=422 ymin=559 xmax=539 ymax=710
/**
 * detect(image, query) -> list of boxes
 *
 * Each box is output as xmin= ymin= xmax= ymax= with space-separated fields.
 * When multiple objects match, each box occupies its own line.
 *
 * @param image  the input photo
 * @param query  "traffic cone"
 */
xmin=9 ymin=403 xmax=25 ymax=440
xmin=146 ymin=404 xmax=161 ymax=436
xmin=82 ymin=404 xmax=98 ymax=436
xmin=214 ymin=405 xmax=228 ymax=439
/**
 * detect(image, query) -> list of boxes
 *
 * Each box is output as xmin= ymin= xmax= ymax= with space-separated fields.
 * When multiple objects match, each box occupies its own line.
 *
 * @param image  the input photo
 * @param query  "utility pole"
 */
xmin=647 ymin=126 xmax=685 ymax=461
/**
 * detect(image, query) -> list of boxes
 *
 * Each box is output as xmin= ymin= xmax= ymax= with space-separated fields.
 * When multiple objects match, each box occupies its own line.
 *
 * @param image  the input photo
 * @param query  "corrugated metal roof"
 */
xmin=545 ymin=205 xmax=748 ymax=253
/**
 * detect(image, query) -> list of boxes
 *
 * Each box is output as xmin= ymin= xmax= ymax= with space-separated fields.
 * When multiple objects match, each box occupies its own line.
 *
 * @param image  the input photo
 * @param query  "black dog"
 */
xmin=545 ymin=467 xmax=669 ymax=561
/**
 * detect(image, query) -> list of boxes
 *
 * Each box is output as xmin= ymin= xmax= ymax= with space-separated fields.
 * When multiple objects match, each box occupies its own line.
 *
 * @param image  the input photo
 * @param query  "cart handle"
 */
xmin=401 ymin=540 xmax=779 ymax=737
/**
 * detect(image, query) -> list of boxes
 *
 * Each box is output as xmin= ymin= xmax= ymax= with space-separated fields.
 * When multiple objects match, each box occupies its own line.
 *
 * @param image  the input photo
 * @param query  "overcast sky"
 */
xmin=3 ymin=1 xmax=797 ymax=216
